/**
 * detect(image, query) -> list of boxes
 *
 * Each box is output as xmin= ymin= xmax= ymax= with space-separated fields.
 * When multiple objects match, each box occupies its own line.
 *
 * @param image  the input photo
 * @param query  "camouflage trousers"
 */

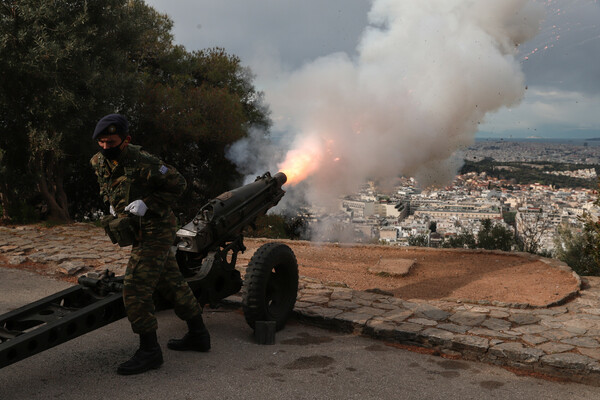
xmin=123 ymin=216 xmax=201 ymax=334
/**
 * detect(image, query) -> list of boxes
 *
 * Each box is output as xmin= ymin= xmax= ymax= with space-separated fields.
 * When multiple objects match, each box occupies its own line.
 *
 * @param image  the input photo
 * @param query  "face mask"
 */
xmin=100 ymin=138 xmax=125 ymax=160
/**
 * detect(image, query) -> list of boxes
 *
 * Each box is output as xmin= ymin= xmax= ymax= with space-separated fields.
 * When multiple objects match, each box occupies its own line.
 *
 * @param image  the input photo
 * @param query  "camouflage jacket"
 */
xmin=90 ymin=144 xmax=187 ymax=221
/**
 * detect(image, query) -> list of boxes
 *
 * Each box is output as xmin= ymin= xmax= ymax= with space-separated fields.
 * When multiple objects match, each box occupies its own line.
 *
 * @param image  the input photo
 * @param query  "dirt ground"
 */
xmin=240 ymin=238 xmax=580 ymax=307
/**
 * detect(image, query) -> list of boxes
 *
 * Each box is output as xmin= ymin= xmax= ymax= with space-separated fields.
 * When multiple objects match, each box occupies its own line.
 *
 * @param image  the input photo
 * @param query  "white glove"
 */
xmin=125 ymin=199 xmax=148 ymax=216
xmin=109 ymin=205 xmax=117 ymax=217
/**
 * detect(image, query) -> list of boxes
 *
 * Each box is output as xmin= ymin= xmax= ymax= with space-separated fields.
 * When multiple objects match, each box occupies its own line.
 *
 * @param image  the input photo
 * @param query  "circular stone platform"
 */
xmin=241 ymin=239 xmax=581 ymax=308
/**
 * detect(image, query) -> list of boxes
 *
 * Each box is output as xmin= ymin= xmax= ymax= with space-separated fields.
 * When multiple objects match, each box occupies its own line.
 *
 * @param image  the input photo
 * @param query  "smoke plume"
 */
xmin=228 ymin=0 xmax=544 ymax=209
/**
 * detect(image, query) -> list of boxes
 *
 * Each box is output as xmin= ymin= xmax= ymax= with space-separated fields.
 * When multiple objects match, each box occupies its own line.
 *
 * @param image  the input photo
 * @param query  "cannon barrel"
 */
xmin=176 ymin=171 xmax=287 ymax=254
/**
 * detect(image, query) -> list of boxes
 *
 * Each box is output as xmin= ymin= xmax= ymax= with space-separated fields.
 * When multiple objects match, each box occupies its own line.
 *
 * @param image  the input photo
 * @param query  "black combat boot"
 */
xmin=117 ymin=331 xmax=163 ymax=375
xmin=167 ymin=314 xmax=211 ymax=352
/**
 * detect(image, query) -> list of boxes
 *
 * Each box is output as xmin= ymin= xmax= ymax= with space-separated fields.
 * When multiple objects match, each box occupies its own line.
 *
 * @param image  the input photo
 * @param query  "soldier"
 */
xmin=90 ymin=113 xmax=210 ymax=375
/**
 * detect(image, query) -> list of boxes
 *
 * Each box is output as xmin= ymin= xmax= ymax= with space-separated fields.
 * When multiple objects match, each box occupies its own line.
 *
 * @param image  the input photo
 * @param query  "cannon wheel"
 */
xmin=242 ymin=242 xmax=298 ymax=331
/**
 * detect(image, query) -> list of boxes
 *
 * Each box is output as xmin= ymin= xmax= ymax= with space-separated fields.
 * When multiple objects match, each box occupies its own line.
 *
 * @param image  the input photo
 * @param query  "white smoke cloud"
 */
xmin=225 ymin=129 xmax=283 ymax=184
xmin=229 ymin=0 xmax=544 ymax=209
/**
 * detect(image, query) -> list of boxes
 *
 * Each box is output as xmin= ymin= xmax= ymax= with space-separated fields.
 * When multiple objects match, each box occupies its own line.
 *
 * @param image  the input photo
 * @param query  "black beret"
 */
xmin=92 ymin=114 xmax=129 ymax=140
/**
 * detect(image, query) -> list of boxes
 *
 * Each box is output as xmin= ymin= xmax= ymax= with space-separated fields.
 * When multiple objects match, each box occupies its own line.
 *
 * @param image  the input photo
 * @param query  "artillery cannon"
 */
xmin=0 ymin=172 xmax=298 ymax=369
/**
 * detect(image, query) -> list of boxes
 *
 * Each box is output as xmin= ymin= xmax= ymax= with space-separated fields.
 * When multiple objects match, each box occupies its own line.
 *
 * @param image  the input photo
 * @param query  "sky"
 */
xmin=142 ymin=0 xmax=600 ymax=205
xmin=144 ymin=0 xmax=600 ymax=141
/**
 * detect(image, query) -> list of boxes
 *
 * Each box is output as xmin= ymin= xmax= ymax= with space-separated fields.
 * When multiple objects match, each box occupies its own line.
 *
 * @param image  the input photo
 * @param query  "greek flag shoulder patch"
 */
xmin=159 ymin=165 xmax=169 ymax=175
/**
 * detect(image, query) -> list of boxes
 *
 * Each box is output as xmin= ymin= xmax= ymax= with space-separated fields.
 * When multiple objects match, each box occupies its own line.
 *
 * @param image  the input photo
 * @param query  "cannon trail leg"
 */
xmin=0 ymin=286 xmax=125 ymax=369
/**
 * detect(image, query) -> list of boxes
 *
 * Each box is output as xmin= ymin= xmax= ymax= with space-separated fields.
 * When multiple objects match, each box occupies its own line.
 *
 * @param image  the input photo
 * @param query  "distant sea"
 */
xmin=474 ymin=137 xmax=600 ymax=146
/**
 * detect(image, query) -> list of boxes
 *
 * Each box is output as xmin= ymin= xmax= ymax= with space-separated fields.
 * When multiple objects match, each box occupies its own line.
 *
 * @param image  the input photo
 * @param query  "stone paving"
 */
xmin=2 ymin=223 xmax=600 ymax=385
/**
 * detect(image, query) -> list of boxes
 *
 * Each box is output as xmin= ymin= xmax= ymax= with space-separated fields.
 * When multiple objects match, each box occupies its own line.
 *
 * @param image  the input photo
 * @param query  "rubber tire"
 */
xmin=242 ymin=242 xmax=299 ymax=331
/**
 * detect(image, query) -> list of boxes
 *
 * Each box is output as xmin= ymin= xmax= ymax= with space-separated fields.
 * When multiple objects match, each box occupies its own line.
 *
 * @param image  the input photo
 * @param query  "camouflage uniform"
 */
xmin=91 ymin=144 xmax=201 ymax=334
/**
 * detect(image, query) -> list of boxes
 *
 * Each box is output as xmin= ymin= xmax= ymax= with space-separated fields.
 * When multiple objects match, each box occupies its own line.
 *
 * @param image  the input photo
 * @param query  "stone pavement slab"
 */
xmin=367 ymin=258 xmax=415 ymax=277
